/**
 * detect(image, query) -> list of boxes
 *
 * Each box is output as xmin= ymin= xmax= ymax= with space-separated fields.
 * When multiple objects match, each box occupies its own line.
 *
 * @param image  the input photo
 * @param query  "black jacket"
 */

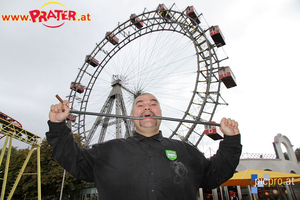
xmin=46 ymin=121 xmax=242 ymax=200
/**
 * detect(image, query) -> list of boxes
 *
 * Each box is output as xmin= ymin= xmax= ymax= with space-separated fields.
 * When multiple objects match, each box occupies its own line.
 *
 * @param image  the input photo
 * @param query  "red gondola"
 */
xmin=130 ymin=14 xmax=144 ymax=29
xmin=105 ymin=32 xmax=119 ymax=45
xmin=67 ymin=114 xmax=77 ymax=122
xmin=70 ymin=82 xmax=85 ymax=94
xmin=157 ymin=4 xmax=172 ymax=21
xmin=186 ymin=6 xmax=200 ymax=25
xmin=209 ymin=25 xmax=226 ymax=47
xmin=85 ymin=55 xmax=99 ymax=67
xmin=219 ymin=66 xmax=237 ymax=88
xmin=204 ymin=121 xmax=223 ymax=140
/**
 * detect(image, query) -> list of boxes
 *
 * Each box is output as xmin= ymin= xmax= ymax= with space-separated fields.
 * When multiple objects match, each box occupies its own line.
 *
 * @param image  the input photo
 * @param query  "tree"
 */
xmin=283 ymin=152 xmax=289 ymax=160
xmin=1 ymin=133 xmax=86 ymax=199
xmin=0 ymin=146 xmax=26 ymax=199
xmin=22 ymin=136 xmax=85 ymax=199
xmin=36 ymin=137 xmax=85 ymax=198
xmin=295 ymin=148 xmax=300 ymax=162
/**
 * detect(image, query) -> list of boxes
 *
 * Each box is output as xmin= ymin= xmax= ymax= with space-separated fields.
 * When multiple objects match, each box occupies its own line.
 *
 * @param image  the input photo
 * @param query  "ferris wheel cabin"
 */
xmin=70 ymin=82 xmax=85 ymax=94
xmin=105 ymin=32 xmax=119 ymax=45
xmin=67 ymin=114 xmax=77 ymax=122
xmin=209 ymin=25 xmax=226 ymax=47
xmin=204 ymin=122 xmax=223 ymax=140
xmin=85 ymin=55 xmax=99 ymax=67
xmin=157 ymin=4 xmax=172 ymax=21
xmin=219 ymin=66 xmax=237 ymax=88
xmin=130 ymin=14 xmax=144 ymax=29
xmin=186 ymin=6 xmax=200 ymax=25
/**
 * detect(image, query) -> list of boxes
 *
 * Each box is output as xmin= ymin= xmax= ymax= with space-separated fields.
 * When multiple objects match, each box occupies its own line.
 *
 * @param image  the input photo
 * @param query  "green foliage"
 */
xmin=0 ymin=134 xmax=85 ymax=199
xmin=283 ymin=152 xmax=289 ymax=160
xmin=0 ymin=146 xmax=26 ymax=199
xmin=295 ymin=148 xmax=300 ymax=161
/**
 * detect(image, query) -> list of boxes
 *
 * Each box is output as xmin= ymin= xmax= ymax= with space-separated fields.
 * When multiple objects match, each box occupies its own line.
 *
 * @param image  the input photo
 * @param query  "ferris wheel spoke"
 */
xmin=67 ymin=4 xmax=233 ymax=148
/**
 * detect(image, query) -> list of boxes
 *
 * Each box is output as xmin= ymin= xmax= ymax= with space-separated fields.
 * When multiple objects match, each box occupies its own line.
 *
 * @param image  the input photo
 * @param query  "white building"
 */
xmin=237 ymin=134 xmax=300 ymax=174
xmin=200 ymin=134 xmax=300 ymax=200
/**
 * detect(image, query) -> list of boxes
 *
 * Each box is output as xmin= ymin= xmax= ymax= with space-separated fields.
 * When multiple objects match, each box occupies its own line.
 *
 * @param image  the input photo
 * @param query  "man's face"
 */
xmin=131 ymin=94 xmax=162 ymax=135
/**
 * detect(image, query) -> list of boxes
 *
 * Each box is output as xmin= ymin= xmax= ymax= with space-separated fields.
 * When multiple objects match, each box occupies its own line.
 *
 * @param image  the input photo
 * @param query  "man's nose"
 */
xmin=144 ymin=104 xmax=150 ymax=110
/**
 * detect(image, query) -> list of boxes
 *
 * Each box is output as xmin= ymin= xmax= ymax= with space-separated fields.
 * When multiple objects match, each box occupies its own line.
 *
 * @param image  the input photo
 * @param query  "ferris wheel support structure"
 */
xmin=67 ymin=4 xmax=231 ymax=147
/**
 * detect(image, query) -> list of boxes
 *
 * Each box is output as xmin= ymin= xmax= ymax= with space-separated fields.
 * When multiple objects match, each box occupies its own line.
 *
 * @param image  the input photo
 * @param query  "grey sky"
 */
xmin=1 ymin=0 xmax=300 ymax=155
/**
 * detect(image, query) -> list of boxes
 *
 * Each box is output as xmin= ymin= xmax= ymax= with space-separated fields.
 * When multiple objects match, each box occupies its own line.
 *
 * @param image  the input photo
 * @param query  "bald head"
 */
xmin=130 ymin=93 xmax=162 ymax=137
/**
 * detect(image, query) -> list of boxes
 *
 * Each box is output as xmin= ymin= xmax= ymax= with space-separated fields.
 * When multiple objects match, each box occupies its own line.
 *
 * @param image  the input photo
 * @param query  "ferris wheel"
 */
xmin=67 ymin=4 xmax=236 ymax=148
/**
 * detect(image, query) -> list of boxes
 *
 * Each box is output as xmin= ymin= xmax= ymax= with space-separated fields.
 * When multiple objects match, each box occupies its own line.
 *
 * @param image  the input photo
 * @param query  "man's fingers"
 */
xmin=50 ymin=102 xmax=67 ymax=113
xmin=50 ymin=104 xmax=59 ymax=113
xmin=224 ymin=118 xmax=238 ymax=128
xmin=220 ymin=118 xmax=240 ymax=136
xmin=62 ymin=100 xmax=70 ymax=109
xmin=220 ymin=117 xmax=227 ymax=126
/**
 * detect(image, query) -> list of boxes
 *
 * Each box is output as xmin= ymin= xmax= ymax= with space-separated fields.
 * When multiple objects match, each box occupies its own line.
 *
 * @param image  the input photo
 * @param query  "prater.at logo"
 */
xmin=29 ymin=2 xmax=91 ymax=28
xmin=251 ymin=174 xmax=295 ymax=194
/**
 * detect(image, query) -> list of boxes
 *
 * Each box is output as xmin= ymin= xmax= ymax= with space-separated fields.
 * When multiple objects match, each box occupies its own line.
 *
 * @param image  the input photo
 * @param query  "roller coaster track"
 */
xmin=0 ymin=118 xmax=41 ymax=200
xmin=0 ymin=118 xmax=40 ymax=145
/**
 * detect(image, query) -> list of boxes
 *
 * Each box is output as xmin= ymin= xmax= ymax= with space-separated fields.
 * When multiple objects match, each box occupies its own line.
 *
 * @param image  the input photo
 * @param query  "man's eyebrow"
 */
xmin=135 ymin=99 xmax=158 ymax=104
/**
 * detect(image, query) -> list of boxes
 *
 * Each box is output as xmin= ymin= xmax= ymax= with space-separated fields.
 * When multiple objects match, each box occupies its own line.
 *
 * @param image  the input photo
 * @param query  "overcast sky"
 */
xmin=1 ymin=0 xmax=300 ymax=156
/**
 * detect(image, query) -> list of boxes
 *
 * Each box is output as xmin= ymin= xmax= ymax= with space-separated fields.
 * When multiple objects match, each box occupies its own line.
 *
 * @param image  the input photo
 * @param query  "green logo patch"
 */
xmin=165 ymin=150 xmax=177 ymax=161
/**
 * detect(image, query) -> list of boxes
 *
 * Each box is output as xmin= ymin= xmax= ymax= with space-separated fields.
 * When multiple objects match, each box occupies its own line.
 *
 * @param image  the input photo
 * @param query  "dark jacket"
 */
xmin=46 ymin=121 xmax=242 ymax=200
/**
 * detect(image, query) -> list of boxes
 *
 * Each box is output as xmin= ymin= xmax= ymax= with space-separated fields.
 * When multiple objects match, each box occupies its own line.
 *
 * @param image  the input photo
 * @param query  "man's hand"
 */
xmin=220 ymin=118 xmax=239 ymax=136
xmin=49 ymin=100 xmax=70 ymax=123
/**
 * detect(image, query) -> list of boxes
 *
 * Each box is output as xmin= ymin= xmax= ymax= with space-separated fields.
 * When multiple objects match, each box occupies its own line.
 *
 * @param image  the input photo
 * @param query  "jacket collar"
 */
xmin=132 ymin=131 xmax=163 ymax=142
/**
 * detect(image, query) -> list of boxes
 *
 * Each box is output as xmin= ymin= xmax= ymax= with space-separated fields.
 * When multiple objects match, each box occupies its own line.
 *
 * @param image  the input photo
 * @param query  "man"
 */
xmin=231 ymin=193 xmax=238 ymax=200
xmin=47 ymin=93 xmax=242 ymax=200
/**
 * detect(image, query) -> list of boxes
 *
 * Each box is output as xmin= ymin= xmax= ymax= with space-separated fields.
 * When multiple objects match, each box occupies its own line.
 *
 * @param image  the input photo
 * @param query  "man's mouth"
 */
xmin=140 ymin=112 xmax=155 ymax=118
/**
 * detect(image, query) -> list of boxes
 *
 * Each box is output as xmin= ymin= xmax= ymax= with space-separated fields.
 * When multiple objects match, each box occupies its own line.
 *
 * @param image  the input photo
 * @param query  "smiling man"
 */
xmin=46 ymin=92 xmax=242 ymax=200
xmin=131 ymin=93 xmax=162 ymax=137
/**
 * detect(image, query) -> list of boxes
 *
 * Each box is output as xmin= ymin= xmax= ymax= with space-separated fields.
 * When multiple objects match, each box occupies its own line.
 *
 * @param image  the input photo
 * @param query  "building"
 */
xmin=201 ymin=133 xmax=300 ymax=200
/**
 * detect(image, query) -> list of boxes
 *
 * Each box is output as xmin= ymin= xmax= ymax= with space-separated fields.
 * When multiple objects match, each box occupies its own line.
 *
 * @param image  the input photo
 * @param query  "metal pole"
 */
xmin=37 ymin=145 xmax=41 ymax=200
xmin=7 ymin=147 xmax=35 ymax=200
xmin=69 ymin=110 xmax=221 ymax=127
xmin=59 ymin=169 xmax=66 ymax=200
xmin=1 ymin=136 xmax=13 ymax=200
xmin=0 ymin=135 xmax=9 ymax=167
